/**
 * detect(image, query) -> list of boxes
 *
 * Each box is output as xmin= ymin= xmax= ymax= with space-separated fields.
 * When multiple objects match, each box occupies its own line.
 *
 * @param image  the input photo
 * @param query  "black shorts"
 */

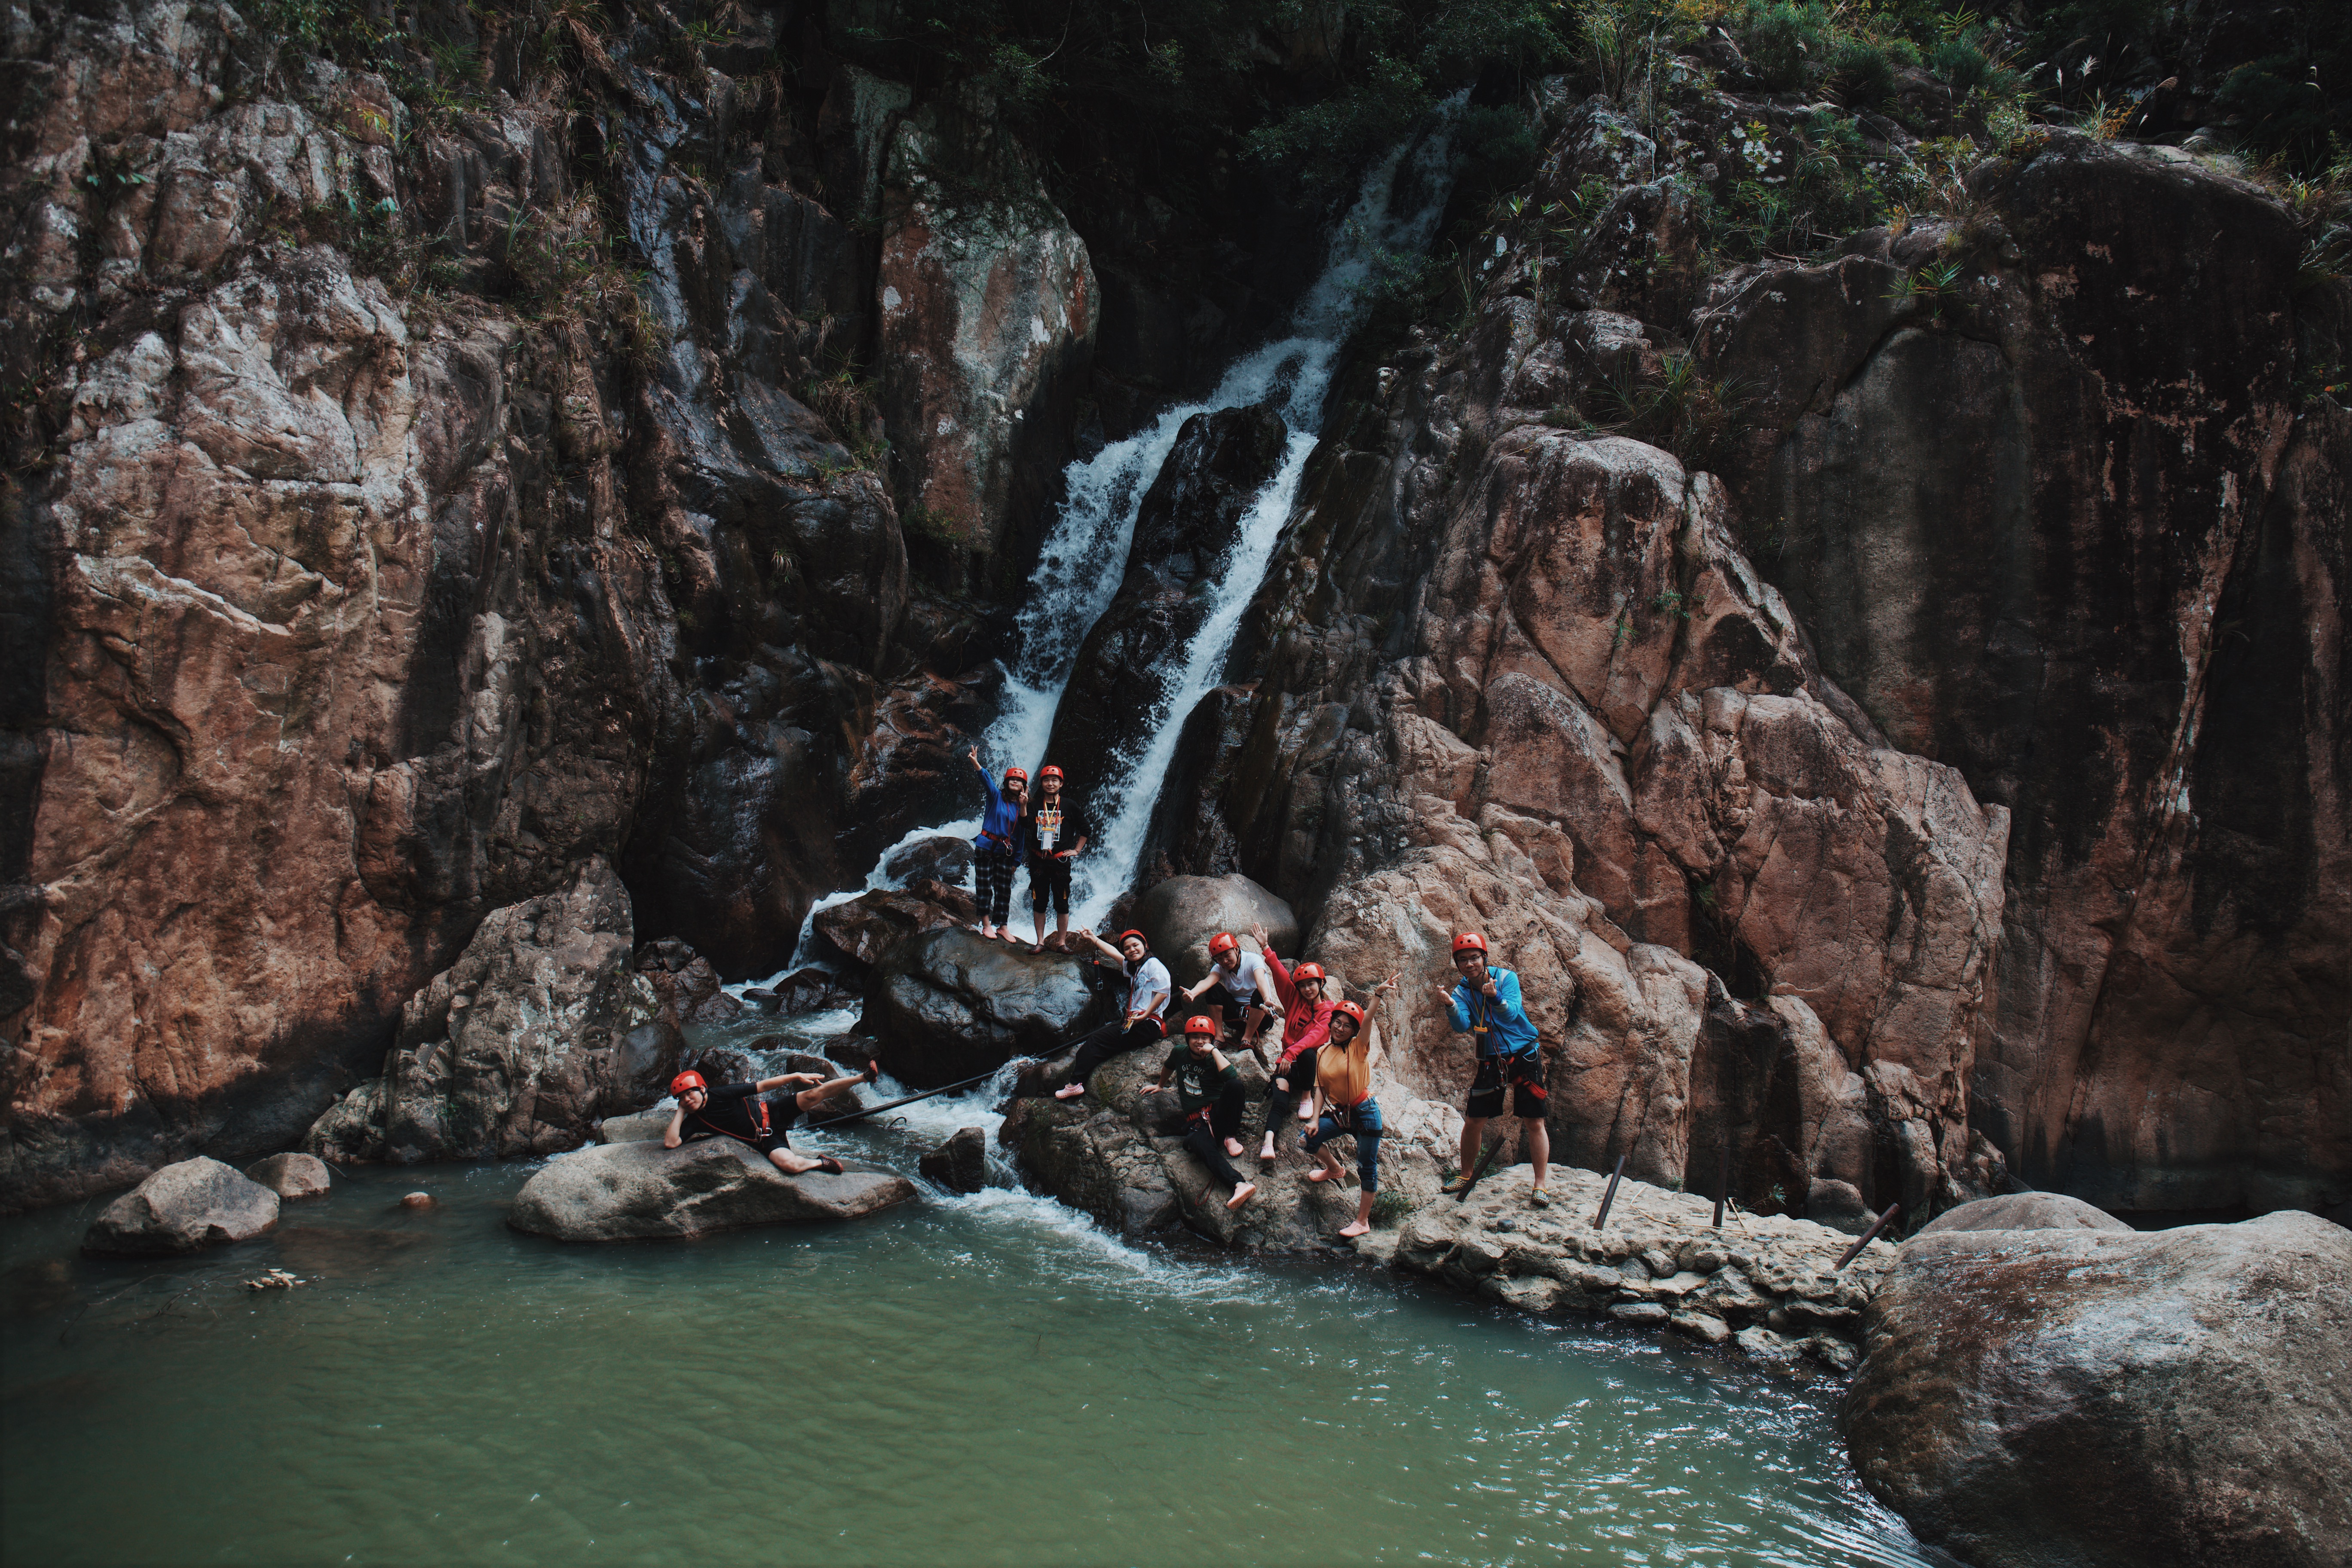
xmin=1029 ymin=855 xmax=1072 ymax=913
xmin=1467 ymin=1055 xmax=1546 ymax=1120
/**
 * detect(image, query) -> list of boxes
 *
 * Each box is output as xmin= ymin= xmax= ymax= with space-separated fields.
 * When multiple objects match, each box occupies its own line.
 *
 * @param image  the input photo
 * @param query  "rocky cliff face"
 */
xmin=1186 ymin=103 xmax=2344 ymax=1222
xmin=3 ymin=3 xmax=2342 ymax=1227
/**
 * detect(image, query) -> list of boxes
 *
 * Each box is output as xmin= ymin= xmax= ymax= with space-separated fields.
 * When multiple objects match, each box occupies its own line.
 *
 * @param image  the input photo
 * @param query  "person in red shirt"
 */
xmin=1249 ymin=919 xmax=1336 ymax=1167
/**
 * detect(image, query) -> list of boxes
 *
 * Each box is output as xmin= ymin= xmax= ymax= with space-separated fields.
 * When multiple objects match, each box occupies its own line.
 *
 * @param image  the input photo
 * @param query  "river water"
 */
xmin=2 ymin=1014 xmax=1931 ymax=1568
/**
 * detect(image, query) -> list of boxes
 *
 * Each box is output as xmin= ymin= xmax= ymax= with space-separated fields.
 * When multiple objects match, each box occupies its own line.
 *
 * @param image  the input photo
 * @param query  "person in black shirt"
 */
xmin=1143 ymin=1016 xmax=1258 ymax=1210
xmin=1022 ymin=764 xmax=1087 ymax=951
xmin=662 ymin=1064 xmax=876 ymax=1176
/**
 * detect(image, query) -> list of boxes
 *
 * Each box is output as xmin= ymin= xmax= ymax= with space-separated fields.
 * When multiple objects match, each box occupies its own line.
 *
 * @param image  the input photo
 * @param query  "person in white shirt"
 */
xmin=1177 ymin=930 xmax=1281 ymax=1076
xmin=1051 ymin=929 xmax=1172 ymax=1101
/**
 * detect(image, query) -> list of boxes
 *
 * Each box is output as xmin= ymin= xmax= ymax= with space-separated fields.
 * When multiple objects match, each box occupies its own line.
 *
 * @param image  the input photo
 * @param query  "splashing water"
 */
xmin=784 ymin=105 xmax=1464 ymax=953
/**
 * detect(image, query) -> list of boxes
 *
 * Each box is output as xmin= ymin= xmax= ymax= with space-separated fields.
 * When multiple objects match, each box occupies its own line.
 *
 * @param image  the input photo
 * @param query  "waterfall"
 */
xmin=768 ymin=104 xmax=1462 ymax=977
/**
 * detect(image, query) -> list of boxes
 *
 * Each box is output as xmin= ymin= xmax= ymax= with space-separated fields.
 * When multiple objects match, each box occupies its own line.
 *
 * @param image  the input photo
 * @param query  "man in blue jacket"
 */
xmin=1431 ymin=931 xmax=1552 ymax=1206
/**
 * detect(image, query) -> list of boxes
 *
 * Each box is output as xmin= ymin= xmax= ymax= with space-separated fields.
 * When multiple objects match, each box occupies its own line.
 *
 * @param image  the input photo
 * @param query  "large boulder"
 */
xmin=633 ymin=939 xmax=743 ymax=1027
xmin=998 ymin=1037 xmax=1453 ymax=1250
xmin=83 ymin=1158 xmax=280 ymax=1255
xmin=811 ymin=886 xmax=972 ymax=969
xmin=1842 ymin=1210 xmax=2352 ymax=1567
xmin=1916 ymin=1191 xmax=2129 ymax=1236
xmin=866 ymin=926 xmax=1114 ymax=1087
xmin=304 ymin=860 xmax=683 ymax=1164
xmin=508 ymin=1140 xmax=917 ymax=1241
xmin=243 ymin=1153 xmax=332 ymax=1199
xmin=1136 ymin=874 xmax=1300 ymax=989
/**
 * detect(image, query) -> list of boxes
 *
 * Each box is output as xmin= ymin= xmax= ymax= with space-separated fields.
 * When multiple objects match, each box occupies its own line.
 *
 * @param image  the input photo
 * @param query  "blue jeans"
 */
xmin=1304 ymin=1098 xmax=1382 ymax=1192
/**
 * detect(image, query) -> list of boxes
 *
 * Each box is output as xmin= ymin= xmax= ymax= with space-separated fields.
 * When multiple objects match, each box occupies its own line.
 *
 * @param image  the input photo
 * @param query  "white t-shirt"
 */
xmin=1124 ymin=956 xmax=1171 ymax=1019
xmin=1208 ymin=949 xmax=1271 ymax=1003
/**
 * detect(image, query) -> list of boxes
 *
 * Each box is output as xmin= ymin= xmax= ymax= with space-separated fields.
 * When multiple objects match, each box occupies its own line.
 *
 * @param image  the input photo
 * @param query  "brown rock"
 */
xmin=1915 ymin=1192 xmax=2129 ymax=1236
xmin=243 ymin=1153 xmax=333 ymax=1199
xmin=82 ymin=1158 xmax=280 ymax=1255
xmin=634 ymin=940 xmax=744 ymax=1027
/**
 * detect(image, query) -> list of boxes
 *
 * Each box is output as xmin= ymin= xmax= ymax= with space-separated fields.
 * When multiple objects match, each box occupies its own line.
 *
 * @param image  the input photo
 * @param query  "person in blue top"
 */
xmin=965 ymin=746 xmax=1027 ymax=943
xmin=1431 ymin=931 xmax=1553 ymax=1207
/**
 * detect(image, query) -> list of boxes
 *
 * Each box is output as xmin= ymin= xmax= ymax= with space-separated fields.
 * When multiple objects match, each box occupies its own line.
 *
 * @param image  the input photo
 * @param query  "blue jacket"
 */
xmin=1446 ymin=967 xmax=1541 ymax=1058
xmin=974 ymin=772 xmax=1022 ymax=851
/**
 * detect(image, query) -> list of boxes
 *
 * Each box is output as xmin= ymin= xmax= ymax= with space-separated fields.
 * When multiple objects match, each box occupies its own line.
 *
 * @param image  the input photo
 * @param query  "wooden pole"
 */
xmin=1834 ymin=1203 xmax=1903 ymax=1270
xmin=1712 ymin=1142 xmax=1730 ymax=1230
xmin=1591 ymin=1153 xmax=1628 ymax=1230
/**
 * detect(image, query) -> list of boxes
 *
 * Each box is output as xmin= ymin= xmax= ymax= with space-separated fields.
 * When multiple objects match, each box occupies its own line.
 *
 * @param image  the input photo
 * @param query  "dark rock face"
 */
xmin=1044 ymin=401 xmax=1290 ymax=783
xmin=303 ymin=860 xmax=681 ymax=1164
xmin=866 ymin=928 xmax=1112 ymax=1087
xmin=812 ymin=887 xmax=973 ymax=970
xmin=1134 ymin=873 xmax=1299 ymax=990
xmin=1843 ymin=1212 xmax=2352 ymax=1567
xmin=634 ymin=940 xmax=743 ymax=1028
xmin=1704 ymin=135 xmax=2350 ymax=1216
xmin=82 ymin=1158 xmax=279 ymax=1256
xmin=507 ymin=1141 xmax=917 ymax=1241
xmin=243 ymin=1153 xmax=333 ymax=1200
xmin=918 ymin=1127 xmax=990 ymax=1194
xmin=883 ymin=835 xmax=974 ymax=887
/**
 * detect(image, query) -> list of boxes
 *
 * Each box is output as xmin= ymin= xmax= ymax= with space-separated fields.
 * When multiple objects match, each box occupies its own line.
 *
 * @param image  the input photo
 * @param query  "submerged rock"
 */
xmin=1843 ymin=1210 xmax=2352 ymax=1567
xmin=867 ymin=926 xmax=1112 ymax=1086
xmin=919 ymin=1127 xmax=990 ymax=1194
xmin=243 ymin=1153 xmax=333 ymax=1199
xmin=508 ymin=1140 xmax=917 ymax=1241
xmin=83 ymin=1158 xmax=280 ymax=1255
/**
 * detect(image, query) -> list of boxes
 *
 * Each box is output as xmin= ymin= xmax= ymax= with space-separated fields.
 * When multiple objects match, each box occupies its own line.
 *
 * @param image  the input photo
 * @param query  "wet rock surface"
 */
xmin=1000 ymin=1041 xmax=1454 ymax=1250
xmin=508 ymin=1140 xmax=917 ymax=1241
xmin=1843 ymin=1211 xmax=2352 ymax=1567
xmin=867 ymin=927 xmax=1113 ymax=1087
xmin=82 ymin=1158 xmax=281 ymax=1256
xmin=304 ymin=860 xmax=681 ymax=1164
xmin=243 ymin=1154 xmax=333 ymax=1200
xmin=1385 ymin=1164 xmax=1893 ymax=1368
xmin=919 ymin=1127 xmax=990 ymax=1194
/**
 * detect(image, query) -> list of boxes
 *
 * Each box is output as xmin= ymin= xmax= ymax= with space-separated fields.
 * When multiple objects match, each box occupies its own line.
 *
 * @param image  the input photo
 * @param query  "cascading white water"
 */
xmin=767 ymin=104 xmax=1461 ymax=974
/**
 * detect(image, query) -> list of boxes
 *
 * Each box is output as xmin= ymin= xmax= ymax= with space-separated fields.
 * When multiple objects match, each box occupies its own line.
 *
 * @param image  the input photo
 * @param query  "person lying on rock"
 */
xmin=1302 ymin=977 xmax=1396 ymax=1239
xmin=1176 ymin=930 xmax=1280 ymax=1069
xmin=1051 ymin=928 xmax=1172 ymax=1101
xmin=1021 ymin=764 xmax=1087 ymax=952
xmin=965 ymin=746 xmax=1027 ymax=943
xmin=1433 ymin=932 xmax=1553 ymax=1207
xmin=663 ymin=1066 xmax=876 ymax=1177
xmin=1250 ymin=919 xmax=1337 ymax=1166
xmin=1144 ymin=1016 xmax=1259 ymax=1210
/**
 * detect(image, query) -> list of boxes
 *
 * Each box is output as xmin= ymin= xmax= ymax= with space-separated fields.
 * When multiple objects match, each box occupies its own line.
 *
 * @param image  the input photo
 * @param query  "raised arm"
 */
xmin=1251 ymin=922 xmax=1296 ymax=1009
xmin=790 ymin=1063 xmax=880 ymax=1110
xmin=1075 ymin=928 xmax=1123 ymax=962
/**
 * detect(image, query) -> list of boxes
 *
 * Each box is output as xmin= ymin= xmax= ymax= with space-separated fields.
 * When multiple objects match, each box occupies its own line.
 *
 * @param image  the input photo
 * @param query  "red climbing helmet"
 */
xmin=1003 ymin=767 xmax=1028 ymax=786
xmin=671 ymin=1071 xmax=707 ymax=1096
xmin=1208 ymin=932 xmax=1240 ymax=957
xmin=1329 ymin=1000 xmax=1367 ymax=1030
xmin=1184 ymin=1015 xmax=1217 ymax=1037
xmin=1292 ymin=962 xmax=1326 ymax=984
xmin=1038 ymin=764 xmax=1064 ymax=782
xmin=1452 ymin=932 xmax=1488 ymax=957
xmin=1118 ymin=929 xmax=1149 ymax=949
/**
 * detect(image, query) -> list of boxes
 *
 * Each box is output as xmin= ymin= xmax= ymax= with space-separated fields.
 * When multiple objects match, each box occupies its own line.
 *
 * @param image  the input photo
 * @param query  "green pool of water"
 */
xmin=2 ymin=1020 xmax=1929 ymax=1568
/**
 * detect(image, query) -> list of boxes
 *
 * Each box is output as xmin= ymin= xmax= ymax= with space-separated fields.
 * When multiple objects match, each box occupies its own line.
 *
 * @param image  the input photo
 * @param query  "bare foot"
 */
xmin=1223 ymin=1137 xmax=1245 ymax=1158
xmin=1258 ymin=1144 xmax=1277 ymax=1166
xmin=1295 ymin=1100 xmax=1314 ymax=1121
xmin=1226 ymin=1182 xmax=1257 ymax=1210
xmin=1306 ymin=1168 xmax=1335 ymax=1184
xmin=1053 ymin=1082 xmax=1086 ymax=1100
xmin=1337 ymin=1219 xmax=1371 ymax=1239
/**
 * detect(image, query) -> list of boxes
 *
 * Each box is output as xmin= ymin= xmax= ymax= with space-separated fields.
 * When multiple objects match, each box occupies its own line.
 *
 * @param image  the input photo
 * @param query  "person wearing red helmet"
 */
xmin=1177 ymin=928 xmax=1282 ymax=1071
xmin=1021 ymin=763 xmax=1088 ymax=952
xmin=1050 ymin=927 xmax=1172 ymax=1100
xmin=1432 ymin=931 xmax=1554 ymax=1206
xmin=1143 ymin=1015 xmax=1257 ymax=1210
xmin=1301 ymin=974 xmax=1397 ymax=1237
xmin=1247 ymin=919 xmax=1338 ymax=1165
xmin=662 ymin=1060 xmax=878 ymax=1176
xmin=965 ymin=745 xmax=1029 ymax=942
